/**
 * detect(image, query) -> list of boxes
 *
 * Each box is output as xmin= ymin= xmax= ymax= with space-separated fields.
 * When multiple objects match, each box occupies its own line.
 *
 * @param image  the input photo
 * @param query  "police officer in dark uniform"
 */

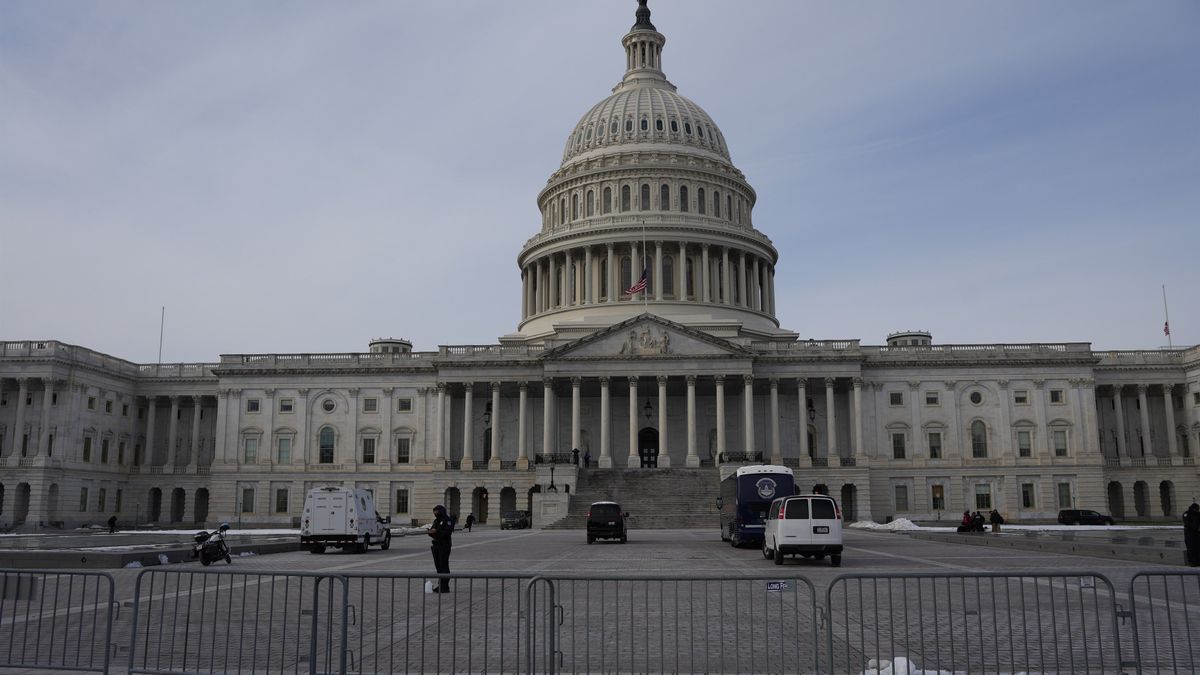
xmin=1183 ymin=503 xmax=1200 ymax=567
xmin=427 ymin=504 xmax=454 ymax=592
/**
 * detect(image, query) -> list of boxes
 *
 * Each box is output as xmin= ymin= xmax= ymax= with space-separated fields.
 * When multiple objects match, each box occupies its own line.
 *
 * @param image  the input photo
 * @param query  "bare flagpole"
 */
xmin=1162 ymin=285 xmax=1173 ymax=349
xmin=642 ymin=219 xmax=648 ymax=311
xmin=157 ymin=306 xmax=165 ymax=365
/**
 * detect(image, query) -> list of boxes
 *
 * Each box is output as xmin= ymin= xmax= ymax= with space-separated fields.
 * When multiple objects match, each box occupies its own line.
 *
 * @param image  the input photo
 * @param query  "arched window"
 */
xmin=586 ymin=190 xmax=595 ymax=217
xmin=663 ymin=256 xmax=675 ymax=296
xmin=686 ymin=257 xmax=695 ymax=298
xmin=684 ymin=122 xmax=692 ymax=135
xmin=697 ymin=187 xmax=706 ymax=215
xmin=670 ymin=119 xmax=679 ymax=133
xmin=731 ymin=263 xmax=740 ymax=304
xmin=713 ymin=190 xmax=721 ymax=217
xmin=620 ymin=185 xmax=631 ymax=212
xmin=640 ymin=118 xmax=648 ymax=131
xmin=735 ymin=198 xmax=742 ymax=224
xmin=660 ymin=184 xmax=670 ymax=211
xmin=555 ymin=268 xmax=563 ymax=305
xmin=599 ymin=259 xmax=608 ymax=299
xmin=625 ymin=119 xmax=633 ymax=132
xmin=610 ymin=120 xmax=618 ymax=135
xmin=571 ymin=194 xmax=579 ymax=220
xmin=602 ymin=187 xmax=612 ymax=214
xmin=656 ymin=118 xmax=664 ymax=132
xmin=971 ymin=421 xmax=988 ymax=458
xmin=679 ymin=185 xmax=689 ymax=212
xmin=640 ymin=184 xmax=650 ymax=210
xmin=319 ymin=427 xmax=335 ymax=464
xmin=620 ymin=256 xmax=632 ymax=292
xmin=559 ymin=199 xmax=565 ymax=225
xmin=726 ymin=195 xmax=732 ymax=221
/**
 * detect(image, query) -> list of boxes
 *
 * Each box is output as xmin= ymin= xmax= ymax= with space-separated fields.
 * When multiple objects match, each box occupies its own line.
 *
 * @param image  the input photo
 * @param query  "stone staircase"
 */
xmin=544 ymin=467 xmax=721 ymax=530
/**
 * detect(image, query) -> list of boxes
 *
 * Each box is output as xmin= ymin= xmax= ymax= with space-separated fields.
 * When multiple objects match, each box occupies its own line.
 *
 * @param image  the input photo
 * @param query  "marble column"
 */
xmin=547 ymin=255 xmax=557 ymax=309
xmin=542 ymin=379 xmax=554 ymax=460
xmin=1137 ymin=384 xmax=1152 ymax=457
xmin=535 ymin=260 xmax=545 ymax=313
xmin=10 ymin=378 xmax=28 ymax=457
xmin=678 ymin=242 xmax=687 ymax=300
xmin=565 ymin=250 xmax=575 ymax=306
xmin=657 ymin=375 xmax=670 ymax=467
xmin=654 ymin=241 xmax=664 ymax=301
xmin=1161 ymin=384 xmax=1179 ymax=458
xmin=741 ymin=251 xmax=751 ymax=308
xmin=584 ymin=247 xmax=594 ymax=305
xmin=721 ymin=248 xmax=730 ymax=304
xmin=743 ymin=375 xmax=755 ymax=456
xmin=798 ymin=378 xmax=810 ymax=461
xmin=517 ymin=382 xmax=529 ymax=469
xmin=701 ymin=244 xmax=711 ymax=303
xmin=435 ymin=384 xmax=446 ymax=461
xmin=752 ymin=257 xmax=761 ymax=311
xmin=715 ymin=375 xmax=727 ymax=460
xmin=37 ymin=379 xmax=54 ymax=457
xmin=1113 ymin=386 xmax=1128 ymax=457
xmin=769 ymin=378 xmax=781 ymax=464
xmin=628 ymin=376 xmax=640 ymax=467
xmin=462 ymin=384 xmax=474 ymax=470
xmin=824 ymin=378 xmax=837 ymax=457
xmin=188 ymin=395 xmax=202 ymax=469
xmin=686 ymin=376 xmax=698 ymax=467
xmin=853 ymin=378 xmax=865 ymax=460
xmin=606 ymin=243 xmax=616 ymax=303
xmin=489 ymin=382 xmax=501 ymax=470
xmin=571 ymin=377 xmax=582 ymax=453
xmin=599 ymin=377 xmax=612 ymax=468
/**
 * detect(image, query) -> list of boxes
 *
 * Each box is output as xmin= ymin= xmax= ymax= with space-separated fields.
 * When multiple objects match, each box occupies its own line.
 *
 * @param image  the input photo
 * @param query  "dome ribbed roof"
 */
xmin=561 ymin=87 xmax=731 ymax=165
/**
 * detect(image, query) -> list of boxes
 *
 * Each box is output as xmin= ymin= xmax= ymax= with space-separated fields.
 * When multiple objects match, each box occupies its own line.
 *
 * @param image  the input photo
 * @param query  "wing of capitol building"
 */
xmin=1 ymin=0 xmax=1198 ymax=532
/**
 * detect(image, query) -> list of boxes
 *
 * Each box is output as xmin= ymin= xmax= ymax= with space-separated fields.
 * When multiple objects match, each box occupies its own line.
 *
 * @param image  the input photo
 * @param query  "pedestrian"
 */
xmin=971 ymin=511 xmax=986 ymax=532
xmin=989 ymin=509 xmax=1004 ymax=534
xmin=572 ymin=447 xmax=580 ymax=465
xmin=427 ymin=505 xmax=454 ymax=592
xmin=1183 ymin=503 xmax=1200 ymax=567
xmin=106 ymin=515 xmax=118 ymax=534
xmin=958 ymin=510 xmax=972 ymax=533
xmin=464 ymin=513 xmax=475 ymax=532
xmin=583 ymin=450 xmax=591 ymax=468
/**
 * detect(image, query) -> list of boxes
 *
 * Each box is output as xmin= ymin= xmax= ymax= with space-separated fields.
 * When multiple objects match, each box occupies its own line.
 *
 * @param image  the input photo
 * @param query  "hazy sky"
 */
xmin=3 ymin=1 xmax=1197 ymax=363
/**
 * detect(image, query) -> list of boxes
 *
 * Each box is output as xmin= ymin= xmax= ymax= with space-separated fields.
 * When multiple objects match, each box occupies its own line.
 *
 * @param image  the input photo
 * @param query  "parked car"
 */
xmin=587 ymin=501 xmax=628 ymax=544
xmin=762 ymin=494 xmax=843 ymax=566
xmin=1057 ymin=509 xmax=1115 ymax=526
xmin=501 ymin=510 xmax=530 ymax=529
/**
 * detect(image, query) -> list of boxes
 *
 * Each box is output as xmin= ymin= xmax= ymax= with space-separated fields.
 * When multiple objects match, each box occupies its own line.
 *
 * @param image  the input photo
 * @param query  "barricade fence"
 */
xmin=3 ymin=568 xmax=1200 ymax=673
xmin=0 ymin=569 xmax=115 ymax=673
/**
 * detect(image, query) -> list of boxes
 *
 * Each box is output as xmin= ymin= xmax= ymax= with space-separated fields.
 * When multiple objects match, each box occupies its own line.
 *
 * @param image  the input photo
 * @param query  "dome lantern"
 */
xmin=619 ymin=1 xmax=669 ymax=91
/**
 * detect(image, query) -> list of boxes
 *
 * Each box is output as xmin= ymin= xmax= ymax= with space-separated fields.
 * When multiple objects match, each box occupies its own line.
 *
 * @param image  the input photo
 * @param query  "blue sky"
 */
xmin=2 ymin=1 xmax=1196 ymax=362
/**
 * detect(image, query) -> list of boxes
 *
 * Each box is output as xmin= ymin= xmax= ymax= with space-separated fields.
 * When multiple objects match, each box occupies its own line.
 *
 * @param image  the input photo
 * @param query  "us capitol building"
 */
xmin=2 ymin=1 xmax=1198 ymax=531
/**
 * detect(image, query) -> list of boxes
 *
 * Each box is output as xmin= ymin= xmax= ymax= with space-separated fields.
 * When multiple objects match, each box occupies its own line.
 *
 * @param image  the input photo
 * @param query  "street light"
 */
xmin=643 ymin=400 xmax=653 ymax=422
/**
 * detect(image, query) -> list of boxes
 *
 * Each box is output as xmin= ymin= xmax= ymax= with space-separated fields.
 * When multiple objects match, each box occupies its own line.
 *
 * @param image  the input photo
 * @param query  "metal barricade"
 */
xmin=527 ymin=574 xmax=820 ymax=674
xmin=826 ymin=572 xmax=1125 ymax=674
xmin=1128 ymin=571 xmax=1200 ymax=673
xmin=126 ymin=569 xmax=347 ymax=674
xmin=0 ymin=569 xmax=116 ymax=673
xmin=340 ymin=572 xmax=531 ymax=675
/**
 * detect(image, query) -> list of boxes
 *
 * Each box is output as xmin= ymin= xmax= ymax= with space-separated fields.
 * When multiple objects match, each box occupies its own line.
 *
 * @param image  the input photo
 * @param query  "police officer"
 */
xmin=1183 ymin=503 xmax=1200 ymax=567
xmin=427 ymin=504 xmax=454 ymax=592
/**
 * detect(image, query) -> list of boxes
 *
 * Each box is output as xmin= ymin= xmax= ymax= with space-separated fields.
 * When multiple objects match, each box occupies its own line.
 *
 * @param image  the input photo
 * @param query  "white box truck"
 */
xmin=300 ymin=486 xmax=391 ymax=554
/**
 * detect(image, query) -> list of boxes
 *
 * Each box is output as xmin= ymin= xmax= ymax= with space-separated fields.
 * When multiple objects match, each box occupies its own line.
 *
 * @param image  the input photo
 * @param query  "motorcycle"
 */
xmin=192 ymin=522 xmax=233 ymax=566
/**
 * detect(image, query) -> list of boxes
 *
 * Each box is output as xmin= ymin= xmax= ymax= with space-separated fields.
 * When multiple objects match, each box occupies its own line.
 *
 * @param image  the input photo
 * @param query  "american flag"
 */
xmin=1164 ymin=321 xmax=1171 ymax=336
xmin=625 ymin=269 xmax=648 ymax=295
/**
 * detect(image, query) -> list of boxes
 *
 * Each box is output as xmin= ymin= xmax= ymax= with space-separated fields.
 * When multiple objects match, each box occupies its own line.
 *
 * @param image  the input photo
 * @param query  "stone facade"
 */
xmin=2 ymin=2 xmax=1198 ymax=529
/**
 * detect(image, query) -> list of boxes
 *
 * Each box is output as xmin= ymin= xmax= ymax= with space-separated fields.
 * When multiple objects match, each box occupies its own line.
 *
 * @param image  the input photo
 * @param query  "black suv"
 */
xmin=501 ymin=510 xmax=530 ymax=530
xmin=1058 ymin=509 xmax=1115 ymax=525
xmin=586 ymin=501 xmax=628 ymax=544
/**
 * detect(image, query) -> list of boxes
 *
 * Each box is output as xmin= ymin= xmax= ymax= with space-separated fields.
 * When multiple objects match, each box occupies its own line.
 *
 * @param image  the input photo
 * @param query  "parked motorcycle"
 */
xmin=192 ymin=523 xmax=233 ymax=566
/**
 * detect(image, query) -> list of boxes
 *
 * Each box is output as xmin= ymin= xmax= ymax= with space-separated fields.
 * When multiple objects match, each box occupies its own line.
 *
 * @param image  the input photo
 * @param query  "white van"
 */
xmin=300 ymin=487 xmax=391 ymax=554
xmin=762 ymin=494 xmax=843 ymax=566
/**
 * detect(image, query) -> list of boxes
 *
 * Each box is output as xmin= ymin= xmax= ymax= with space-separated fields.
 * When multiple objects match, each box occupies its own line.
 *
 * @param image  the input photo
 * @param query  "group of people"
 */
xmin=958 ymin=509 xmax=1005 ymax=533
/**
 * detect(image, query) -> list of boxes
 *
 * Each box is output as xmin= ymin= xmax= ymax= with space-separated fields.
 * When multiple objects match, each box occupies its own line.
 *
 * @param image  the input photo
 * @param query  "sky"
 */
xmin=2 ymin=1 xmax=1197 ymax=363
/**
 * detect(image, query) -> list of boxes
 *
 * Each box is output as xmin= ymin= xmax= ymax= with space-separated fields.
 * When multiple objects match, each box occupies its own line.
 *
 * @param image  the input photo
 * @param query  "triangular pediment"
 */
xmin=542 ymin=314 xmax=752 ymax=360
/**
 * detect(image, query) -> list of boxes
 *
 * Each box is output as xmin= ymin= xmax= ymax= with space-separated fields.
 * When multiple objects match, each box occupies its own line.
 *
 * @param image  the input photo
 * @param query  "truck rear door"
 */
xmin=312 ymin=491 xmax=346 ymax=534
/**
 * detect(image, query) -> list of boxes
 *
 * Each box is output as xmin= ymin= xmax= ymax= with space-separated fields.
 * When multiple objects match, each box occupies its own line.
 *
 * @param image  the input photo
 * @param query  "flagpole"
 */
xmin=641 ymin=219 xmax=648 ymax=312
xmin=1162 ymin=284 xmax=1173 ymax=349
xmin=157 ymin=306 xmax=165 ymax=365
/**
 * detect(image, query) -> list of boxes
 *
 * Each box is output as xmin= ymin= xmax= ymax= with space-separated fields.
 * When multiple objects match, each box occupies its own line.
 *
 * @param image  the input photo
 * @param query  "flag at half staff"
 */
xmin=1164 ymin=321 xmax=1171 ymax=336
xmin=625 ymin=269 xmax=648 ymax=295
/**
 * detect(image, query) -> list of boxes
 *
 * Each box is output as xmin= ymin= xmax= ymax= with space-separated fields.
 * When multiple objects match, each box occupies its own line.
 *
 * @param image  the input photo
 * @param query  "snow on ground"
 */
xmin=848 ymin=520 xmax=1176 ymax=533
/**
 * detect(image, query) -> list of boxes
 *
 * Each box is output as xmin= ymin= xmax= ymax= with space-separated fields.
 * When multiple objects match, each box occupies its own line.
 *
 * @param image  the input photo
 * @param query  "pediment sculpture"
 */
xmin=619 ymin=326 xmax=671 ymax=355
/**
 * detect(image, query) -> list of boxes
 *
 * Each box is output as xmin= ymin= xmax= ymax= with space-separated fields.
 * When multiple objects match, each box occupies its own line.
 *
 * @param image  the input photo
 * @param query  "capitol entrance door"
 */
xmin=638 ymin=428 xmax=659 ymax=468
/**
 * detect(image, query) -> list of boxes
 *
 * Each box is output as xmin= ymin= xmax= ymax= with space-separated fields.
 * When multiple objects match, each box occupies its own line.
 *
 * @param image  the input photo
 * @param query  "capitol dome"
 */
xmin=510 ymin=0 xmax=796 ymax=345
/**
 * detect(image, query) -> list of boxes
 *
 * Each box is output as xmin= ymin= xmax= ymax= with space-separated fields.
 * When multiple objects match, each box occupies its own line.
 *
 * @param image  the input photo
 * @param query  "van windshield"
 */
xmin=812 ymin=499 xmax=836 ymax=519
xmin=784 ymin=499 xmax=809 ymax=519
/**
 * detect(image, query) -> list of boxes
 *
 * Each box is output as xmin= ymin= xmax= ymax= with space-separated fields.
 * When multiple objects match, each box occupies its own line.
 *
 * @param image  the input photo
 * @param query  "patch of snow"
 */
xmin=238 ymin=551 xmax=256 ymax=557
xmin=850 ymin=519 xmax=926 ymax=532
xmin=157 ymin=553 xmax=170 ymax=565
xmin=861 ymin=656 xmax=956 ymax=675
xmin=124 ymin=561 xmax=143 ymax=568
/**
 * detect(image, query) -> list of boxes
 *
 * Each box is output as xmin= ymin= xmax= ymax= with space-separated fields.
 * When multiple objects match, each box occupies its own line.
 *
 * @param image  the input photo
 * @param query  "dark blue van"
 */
xmin=718 ymin=465 xmax=795 ymax=547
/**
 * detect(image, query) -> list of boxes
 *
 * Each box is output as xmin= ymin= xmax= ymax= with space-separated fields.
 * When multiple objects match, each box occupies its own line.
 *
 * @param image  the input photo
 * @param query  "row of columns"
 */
xmin=431 ymin=375 xmax=863 ymax=470
xmin=521 ymin=241 xmax=775 ymax=319
xmin=1108 ymin=383 xmax=1191 ymax=459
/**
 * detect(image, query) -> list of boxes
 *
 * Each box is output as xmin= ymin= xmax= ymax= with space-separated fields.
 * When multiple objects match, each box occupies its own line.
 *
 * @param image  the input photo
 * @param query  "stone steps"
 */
xmin=545 ymin=467 xmax=721 ymax=530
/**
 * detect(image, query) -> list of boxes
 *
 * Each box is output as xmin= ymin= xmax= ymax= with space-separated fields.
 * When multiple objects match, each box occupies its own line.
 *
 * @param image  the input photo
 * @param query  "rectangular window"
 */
xmin=79 ymin=488 xmax=89 ymax=512
xmin=241 ymin=488 xmax=255 ymax=513
xmin=1053 ymin=430 xmax=1068 ymax=457
xmin=275 ymin=489 xmax=289 ymax=513
xmin=1014 ymin=390 xmax=1029 ymax=405
xmin=51 ymin=393 xmax=58 ymax=406
xmin=122 ymin=403 xmax=129 ymax=417
xmin=83 ymin=437 xmax=93 ymax=462
xmin=891 ymin=433 xmax=906 ymax=459
xmin=362 ymin=438 xmax=376 ymax=464
xmin=277 ymin=437 xmax=292 ymax=464
xmin=974 ymin=484 xmax=992 ymax=510
xmin=244 ymin=437 xmax=258 ymax=463
xmin=1049 ymin=389 xmax=1064 ymax=404
xmin=894 ymin=485 xmax=909 ymax=512
xmin=48 ymin=434 xmax=55 ymax=455
xmin=363 ymin=398 xmax=378 ymax=413
xmin=1194 ymin=392 xmax=1200 ymax=406
xmin=279 ymin=398 xmax=294 ymax=413
xmin=118 ymin=441 xmax=125 ymax=464
xmin=105 ymin=400 xmax=113 ymax=414
xmin=889 ymin=392 xmax=904 ymax=406
xmin=396 ymin=438 xmax=411 ymax=464
xmin=87 ymin=396 xmax=96 ymax=411
xmin=928 ymin=432 xmax=942 ymax=459
xmin=925 ymin=391 xmax=939 ymax=406
xmin=1018 ymin=431 xmax=1032 ymax=458
xmin=98 ymin=488 xmax=107 ymax=512
xmin=397 ymin=398 xmax=413 ymax=413
xmin=931 ymin=485 xmax=946 ymax=511
xmin=246 ymin=399 xmax=261 ymax=413
xmin=1057 ymin=482 xmax=1073 ymax=509
xmin=101 ymin=438 xmax=110 ymax=463
xmin=115 ymin=489 xmax=123 ymax=513
xmin=138 ymin=407 xmax=145 ymax=420
xmin=1021 ymin=483 xmax=1036 ymax=509
xmin=395 ymin=488 xmax=410 ymax=513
